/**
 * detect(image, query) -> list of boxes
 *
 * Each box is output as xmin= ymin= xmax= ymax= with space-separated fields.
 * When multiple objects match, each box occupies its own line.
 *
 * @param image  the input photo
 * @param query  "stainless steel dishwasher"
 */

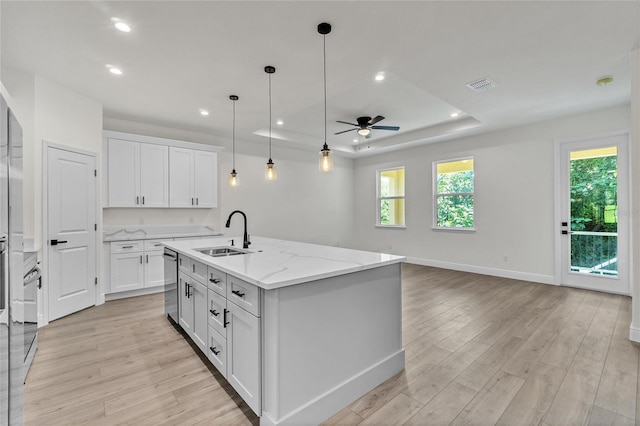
xmin=163 ymin=248 xmax=178 ymax=323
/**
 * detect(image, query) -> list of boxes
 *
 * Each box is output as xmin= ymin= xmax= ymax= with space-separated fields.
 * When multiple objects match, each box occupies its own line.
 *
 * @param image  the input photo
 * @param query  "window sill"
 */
xmin=375 ymin=225 xmax=406 ymax=230
xmin=431 ymin=227 xmax=476 ymax=233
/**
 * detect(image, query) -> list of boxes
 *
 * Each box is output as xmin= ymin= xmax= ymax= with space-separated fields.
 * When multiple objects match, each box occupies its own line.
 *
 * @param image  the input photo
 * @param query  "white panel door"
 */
xmin=110 ymin=252 xmax=144 ymax=293
xmin=169 ymin=147 xmax=194 ymax=207
xmin=47 ymin=147 xmax=97 ymax=321
xmin=144 ymin=251 xmax=165 ymax=288
xmin=227 ymin=303 xmax=261 ymax=415
xmin=108 ymin=139 xmax=139 ymax=207
xmin=139 ymin=144 xmax=169 ymax=207
xmin=193 ymin=151 xmax=217 ymax=208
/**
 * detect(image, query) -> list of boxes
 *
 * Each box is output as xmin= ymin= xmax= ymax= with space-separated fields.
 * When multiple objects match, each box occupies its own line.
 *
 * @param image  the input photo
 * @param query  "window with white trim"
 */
xmin=377 ymin=167 xmax=405 ymax=227
xmin=434 ymin=158 xmax=474 ymax=229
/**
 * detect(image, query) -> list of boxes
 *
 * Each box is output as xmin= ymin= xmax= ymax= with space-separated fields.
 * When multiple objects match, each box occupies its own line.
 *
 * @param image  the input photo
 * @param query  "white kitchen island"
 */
xmin=164 ymin=236 xmax=405 ymax=425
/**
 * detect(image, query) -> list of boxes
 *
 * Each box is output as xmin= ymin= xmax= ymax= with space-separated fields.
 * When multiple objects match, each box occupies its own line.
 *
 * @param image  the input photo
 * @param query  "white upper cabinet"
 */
xmin=107 ymin=138 xmax=168 ymax=207
xmin=104 ymin=131 xmax=221 ymax=209
xmin=140 ymin=143 xmax=169 ymax=207
xmin=170 ymin=147 xmax=218 ymax=208
xmin=108 ymin=139 xmax=140 ymax=207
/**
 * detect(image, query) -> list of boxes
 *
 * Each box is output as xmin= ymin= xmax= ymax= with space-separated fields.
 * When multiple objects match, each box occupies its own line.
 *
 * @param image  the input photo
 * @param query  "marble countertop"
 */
xmin=103 ymin=226 xmax=223 ymax=242
xmin=165 ymin=236 xmax=405 ymax=290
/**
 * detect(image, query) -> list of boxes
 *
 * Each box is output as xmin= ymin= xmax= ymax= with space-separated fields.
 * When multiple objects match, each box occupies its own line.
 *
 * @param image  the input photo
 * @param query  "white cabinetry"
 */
xmin=178 ymin=259 xmax=261 ymax=415
xmin=107 ymin=139 xmax=169 ymax=207
xmin=109 ymin=239 xmax=169 ymax=293
xmin=169 ymin=148 xmax=217 ymax=208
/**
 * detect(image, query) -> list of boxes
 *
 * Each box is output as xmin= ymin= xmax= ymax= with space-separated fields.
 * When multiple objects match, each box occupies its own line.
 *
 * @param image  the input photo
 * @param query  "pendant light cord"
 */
xmin=232 ymin=99 xmax=236 ymax=170
xmin=268 ymin=72 xmax=272 ymax=160
xmin=323 ymin=33 xmax=327 ymax=144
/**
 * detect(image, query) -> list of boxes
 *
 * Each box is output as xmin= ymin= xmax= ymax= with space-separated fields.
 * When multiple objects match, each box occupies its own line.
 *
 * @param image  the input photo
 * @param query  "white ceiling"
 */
xmin=2 ymin=1 xmax=639 ymax=157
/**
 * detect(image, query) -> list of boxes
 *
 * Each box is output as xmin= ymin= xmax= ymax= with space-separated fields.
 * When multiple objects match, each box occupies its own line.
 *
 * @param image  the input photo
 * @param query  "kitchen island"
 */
xmin=164 ymin=236 xmax=405 ymax=425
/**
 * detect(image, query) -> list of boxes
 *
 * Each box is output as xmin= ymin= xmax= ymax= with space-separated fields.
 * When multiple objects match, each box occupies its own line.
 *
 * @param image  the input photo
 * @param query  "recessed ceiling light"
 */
xmin=276 ymin=120 xmax=283 ymax=126
xmin=111 ymin=17 xmax=131 ymax=32
xmin=450 ymin=112 xmax=459 ymax=118
xmin=108 ymin=66 xmax=122 ymax=75
xmin=199 ymin=109 xmax=209 ymax=116
xmin=596 ymin=76 xmax=613 ymax=86
xmin=375 ymin=72 xmax=385 ymax=81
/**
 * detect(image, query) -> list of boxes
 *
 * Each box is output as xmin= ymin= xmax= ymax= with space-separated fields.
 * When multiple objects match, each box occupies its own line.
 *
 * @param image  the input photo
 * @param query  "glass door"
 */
xmin=560 ymin=134 xmax=629 ymax=294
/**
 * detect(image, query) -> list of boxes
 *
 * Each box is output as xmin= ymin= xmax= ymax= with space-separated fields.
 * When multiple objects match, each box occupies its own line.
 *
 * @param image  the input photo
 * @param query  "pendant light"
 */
xmin=318 ymin=22 xmax=334 ymax=172
xmin=229 ymin=95 xmax=239 ymax=188
xmin=264 ymin=66 xmax=277 ymax=181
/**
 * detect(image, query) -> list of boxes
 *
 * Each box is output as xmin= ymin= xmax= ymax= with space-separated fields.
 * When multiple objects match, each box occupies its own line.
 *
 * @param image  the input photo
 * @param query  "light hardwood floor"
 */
xmin=25 ymin=264 xmax=639 ymax=425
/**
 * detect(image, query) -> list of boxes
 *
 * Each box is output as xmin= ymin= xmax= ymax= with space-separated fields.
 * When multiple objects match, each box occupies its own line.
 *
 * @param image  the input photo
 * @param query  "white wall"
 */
xmin=103 ymin=117 xmax=355 ymax=247
xmin=353 ymin=105 xmax=631 ymax=283
xmin=629 ymin=49 xmax=640 ymax=341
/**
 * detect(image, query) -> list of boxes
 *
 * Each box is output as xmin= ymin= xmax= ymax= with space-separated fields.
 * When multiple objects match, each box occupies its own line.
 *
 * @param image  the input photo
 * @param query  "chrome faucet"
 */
xmin=225 ymin=210 xmax=251 ymax=249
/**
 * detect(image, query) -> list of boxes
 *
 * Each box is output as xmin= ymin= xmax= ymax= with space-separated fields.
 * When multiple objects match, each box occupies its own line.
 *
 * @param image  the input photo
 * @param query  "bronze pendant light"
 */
xmin=264 ymin=66 xmax=277 ymax=181
xmin=318 ymin=22 xmax=334 ymax=172
xmin=229 ymin=95 xmax=239 ymax=187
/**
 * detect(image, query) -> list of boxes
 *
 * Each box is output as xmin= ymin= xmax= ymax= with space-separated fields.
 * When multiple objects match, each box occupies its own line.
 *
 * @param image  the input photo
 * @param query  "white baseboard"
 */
xmin=105 ymin=286 xmax=164 ymax=301
xmin=629 ymin=326 xmax=640 ymax=343
xmin=406 ymin=257 xmax=556 ymax=285
xmin=260 ymin=350 xmax=405 ymax=426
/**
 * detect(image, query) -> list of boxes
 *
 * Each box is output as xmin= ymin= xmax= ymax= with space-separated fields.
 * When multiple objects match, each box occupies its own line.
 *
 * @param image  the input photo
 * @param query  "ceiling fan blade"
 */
xmin=368 ymin=115 xmax=385 ymax=125
xmin=371 ymin=125 xmax=400 ymax=131
xmin=336 ymin=120 xmax=359 ymax=126
xmin=334 ymin=128 xmax=357 ymax=135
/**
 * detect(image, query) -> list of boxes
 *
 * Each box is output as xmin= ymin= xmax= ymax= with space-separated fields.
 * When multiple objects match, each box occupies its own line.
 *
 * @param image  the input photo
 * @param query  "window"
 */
xmin=377 ymin=167 xmax=405 ymax=226
xmin=434 ymin=158 xmax=474 ymax=229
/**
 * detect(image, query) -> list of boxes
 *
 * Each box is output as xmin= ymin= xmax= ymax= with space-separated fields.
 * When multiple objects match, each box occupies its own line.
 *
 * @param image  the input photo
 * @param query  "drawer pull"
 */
xmin=209 ymin=309 xmax=219 ymax=317
xmin=122 ymin=245 xmax=134 ymax=249
xmin=232 ymin=290 xmax=245 ymax=298
xmin=210 ymin=278 xmax=222 ymax=284
xmin=209 ymin=346 xmax=220 ymax=355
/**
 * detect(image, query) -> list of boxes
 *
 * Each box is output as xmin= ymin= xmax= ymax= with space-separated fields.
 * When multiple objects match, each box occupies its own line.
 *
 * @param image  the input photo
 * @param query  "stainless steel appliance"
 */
xmin=1 ymin=93 xmax=24 ymax=424
xmin=164 ymin=248 xmax=178 ymax=322
xmin=23 ymin=252 xmax=39 ymax=380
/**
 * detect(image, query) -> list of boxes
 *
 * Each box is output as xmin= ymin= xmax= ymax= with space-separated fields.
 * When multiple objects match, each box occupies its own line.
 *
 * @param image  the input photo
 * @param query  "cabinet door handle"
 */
xmin=142 ymin=196 xmax=145 ymax=205
xmin=146 ymin=254 xmax=149 ymax=263
xmin=140 ymin=255 xmax=143 ymax=264
xmin=187 ymin=283 xmax=192 ymax=298
xmin=192 ymin=264 xmax=195 ymax=273
xmin=209 ymin=346 xmax=220 ymax=355
xmin=209 ymin=309 xmax=219 ymax=316
xmin=196 ymin=198 xmax=199 ymax=205
xmin=223 ymin=308 xmax=229 ymax=327
xmin=184 ymin=281 xmax=187 ymax=297
xmin=209 ymin=278 xmax=221 ymax=284
xmin=191 ymin=198 xmax=194 ymax=205
xmin=136 ymin=196 xmax=139 ymax=205
xmin=232 ymin=290 xmax=245 ymax=298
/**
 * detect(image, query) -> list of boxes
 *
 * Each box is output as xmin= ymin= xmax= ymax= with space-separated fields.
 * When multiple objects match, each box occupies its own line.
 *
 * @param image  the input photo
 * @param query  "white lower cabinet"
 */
xmin=109 ymin=239 xmax=170 ymax=294
xmin=178 ymin=259 xmax=262 ymax=416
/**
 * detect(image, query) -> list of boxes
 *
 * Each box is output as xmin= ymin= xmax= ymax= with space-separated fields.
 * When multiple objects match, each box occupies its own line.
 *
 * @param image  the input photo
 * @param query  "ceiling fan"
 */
xmin=334 ymin=115 xmax=400 ymax=138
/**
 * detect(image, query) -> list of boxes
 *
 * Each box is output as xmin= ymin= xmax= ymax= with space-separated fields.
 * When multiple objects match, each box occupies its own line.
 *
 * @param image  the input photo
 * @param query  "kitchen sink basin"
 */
xmin=197 ymin=246 xmax=248 ymax=257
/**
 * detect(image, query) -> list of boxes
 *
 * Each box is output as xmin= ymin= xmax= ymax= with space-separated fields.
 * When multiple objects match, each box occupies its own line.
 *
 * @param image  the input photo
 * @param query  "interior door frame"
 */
xmin=554 ymin=129 xmax=630 ymax=294
xmin=42 ymin=141 xmax=102 ymax=326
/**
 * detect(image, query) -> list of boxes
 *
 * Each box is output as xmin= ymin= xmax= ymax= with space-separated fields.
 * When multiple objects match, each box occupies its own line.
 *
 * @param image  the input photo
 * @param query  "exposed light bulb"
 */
xmin=319 ymin=144 xmax=334 ymax=172
xmin=229 ymin=170 xmax=239 ymax=188
xmin=265 ymin=159 xmax=277 ymax=181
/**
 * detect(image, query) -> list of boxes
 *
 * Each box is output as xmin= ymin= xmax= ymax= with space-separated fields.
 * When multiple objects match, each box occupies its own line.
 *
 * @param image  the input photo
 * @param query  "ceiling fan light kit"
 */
xmin=335 ymin=115 xmax=400 ymax=139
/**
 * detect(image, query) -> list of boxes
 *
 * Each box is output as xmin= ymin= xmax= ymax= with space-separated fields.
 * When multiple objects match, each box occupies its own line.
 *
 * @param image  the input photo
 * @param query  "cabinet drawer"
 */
xmin=191 ymin=259 xmax=207 ymax=283
xmin=178 ymin=255 xmax=191 ymax=274
xmin=207 ymin=266 xmax=227 ymax=295
xmin=144 ymin=238 xmax=171 ymax=252
xmin=207 ymin=325 xmax=227 ymax=378
xmin=208 ymin=289 xmax=227 ymax=336
xmin=111 ymin=240 xmax=143 ymax=253
xmin=227 ymin=275 xmax=261 ymax=317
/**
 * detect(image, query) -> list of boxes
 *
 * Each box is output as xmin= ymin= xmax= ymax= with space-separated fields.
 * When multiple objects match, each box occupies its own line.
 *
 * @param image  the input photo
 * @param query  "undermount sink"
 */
xmin=197 ymin=246 xmax=248 ymax=257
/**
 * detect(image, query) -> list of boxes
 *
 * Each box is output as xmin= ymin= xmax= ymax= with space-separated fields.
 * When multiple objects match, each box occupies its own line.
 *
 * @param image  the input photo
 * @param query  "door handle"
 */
xmin=50 ymin=239 xmax=68 ymax=246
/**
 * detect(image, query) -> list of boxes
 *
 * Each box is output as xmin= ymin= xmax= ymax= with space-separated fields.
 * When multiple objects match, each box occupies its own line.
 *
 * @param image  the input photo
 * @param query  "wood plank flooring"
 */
xmin=25 ymin=264 xmax=639 ymax=425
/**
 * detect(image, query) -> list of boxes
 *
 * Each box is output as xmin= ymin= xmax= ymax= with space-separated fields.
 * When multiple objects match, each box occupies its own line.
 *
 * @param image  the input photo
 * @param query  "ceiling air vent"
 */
xmin=466 ymin=77 xmax=496 ymax=92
